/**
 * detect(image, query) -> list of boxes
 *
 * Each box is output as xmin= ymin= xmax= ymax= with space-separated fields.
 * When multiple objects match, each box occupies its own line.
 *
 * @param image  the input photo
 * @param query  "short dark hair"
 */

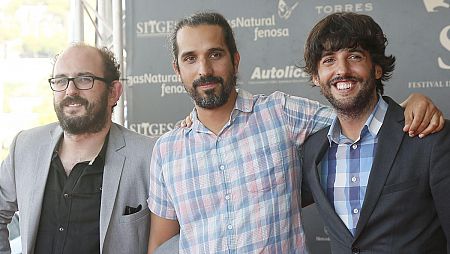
xmin=98 ymin=46 xmax=120 ymax=86
xmin=303 ymin=12 xmax=395 ymax=95
xmin=170 ymin=11 xmax=238 ymax=70
xmin=53 ymin=43 xmax=120 ymax=88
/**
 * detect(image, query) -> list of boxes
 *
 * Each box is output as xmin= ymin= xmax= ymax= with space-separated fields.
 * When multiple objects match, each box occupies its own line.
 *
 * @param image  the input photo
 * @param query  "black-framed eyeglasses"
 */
xmin=48 ymin=75 xmax=109 ymax=92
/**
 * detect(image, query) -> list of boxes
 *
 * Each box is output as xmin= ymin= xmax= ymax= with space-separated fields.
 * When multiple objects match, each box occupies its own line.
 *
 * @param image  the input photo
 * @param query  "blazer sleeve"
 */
xmin=0 ymin=132 xmax=21 ymax=253
xmin=300 ymin=145 xmax=314 ymax=207
xmin=301 ymin=176 xmax=315 ymax=208
xmin=429 ymin=121 xmax=450 ymax=244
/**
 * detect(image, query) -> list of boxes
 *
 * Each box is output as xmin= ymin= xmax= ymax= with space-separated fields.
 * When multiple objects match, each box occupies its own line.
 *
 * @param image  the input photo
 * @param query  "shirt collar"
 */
xmin=52 ymin=131 xmax=109 ymax=165
xmin=188 ymin=89 xmax=254 ymax=133
xmin=327 ymin=95 xmax=388 ymax=145
xmin=91 ymin=132 xmax=109 ymax=165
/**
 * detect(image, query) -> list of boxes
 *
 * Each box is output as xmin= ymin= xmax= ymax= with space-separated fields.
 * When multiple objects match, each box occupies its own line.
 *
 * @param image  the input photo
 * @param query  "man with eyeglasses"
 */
xmin=0 ymin=43 xmax=154 ymax=254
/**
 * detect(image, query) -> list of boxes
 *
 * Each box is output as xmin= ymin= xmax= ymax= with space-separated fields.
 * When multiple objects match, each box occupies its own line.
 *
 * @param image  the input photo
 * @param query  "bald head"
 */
xmin=53 ymin=43 xmax=120 ymax=86
xmin=53 ymin=45 xmax=103 ymax=81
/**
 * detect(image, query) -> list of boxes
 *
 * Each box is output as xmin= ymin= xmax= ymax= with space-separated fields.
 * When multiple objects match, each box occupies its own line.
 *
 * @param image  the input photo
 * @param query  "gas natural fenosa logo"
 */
xmin=278 ymin=0 xmax=300 ymax=20
xmin=423 ymin=0 xmax=450 ymax=12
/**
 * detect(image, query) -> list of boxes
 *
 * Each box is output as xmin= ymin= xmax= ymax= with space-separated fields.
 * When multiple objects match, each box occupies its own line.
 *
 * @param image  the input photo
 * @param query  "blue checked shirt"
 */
xmin=320 ymin=96 xmax=388 ymax=235
xmin=148 ymin=89 xmax=334 ymax=254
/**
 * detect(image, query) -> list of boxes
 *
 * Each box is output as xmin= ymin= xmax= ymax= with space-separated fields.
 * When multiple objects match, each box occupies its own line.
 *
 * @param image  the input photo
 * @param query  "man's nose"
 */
xmin=198 ymin=58 xmax=213 ymax=77
xmin=335 ymin=59 xmax=350 ymax=76
xmin=65 ymin=80 xmax=79 ymax=96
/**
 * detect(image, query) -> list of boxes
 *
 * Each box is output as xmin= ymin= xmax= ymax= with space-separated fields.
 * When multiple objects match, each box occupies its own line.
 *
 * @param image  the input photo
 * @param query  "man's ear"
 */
xmin=233 ymin=52 xmax=240 ymax=74
xmin=312 ymin=76 xmax=320 ymax=87
xmin=109 ymin=80 xmax=123 ymax=107
xmin=375 ymin=65 xmax=382 ymax=79
xmin=172 ymin=60 xmax=180 ymax=76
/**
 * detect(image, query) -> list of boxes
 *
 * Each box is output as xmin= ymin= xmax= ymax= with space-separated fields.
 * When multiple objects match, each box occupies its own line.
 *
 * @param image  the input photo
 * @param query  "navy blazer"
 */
xmin=301 ymin=97 xmax=450 ymax=254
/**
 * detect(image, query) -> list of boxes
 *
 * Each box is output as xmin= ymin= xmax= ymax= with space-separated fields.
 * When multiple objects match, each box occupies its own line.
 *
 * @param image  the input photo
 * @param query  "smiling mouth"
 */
xmin=66 ymin=103 xmax=83 ymax=107
xmin=335 ymin=82 xmax=353 ymax=90
xmin=63 ymin=102 xmax=86 ymax=114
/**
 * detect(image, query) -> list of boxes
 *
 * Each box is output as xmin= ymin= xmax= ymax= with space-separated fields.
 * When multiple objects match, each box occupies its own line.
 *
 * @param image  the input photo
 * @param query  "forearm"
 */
xmin=284 ymin=93 xmax=335 ymax=143
xmin=147 ymin=213 xmax=180 ymax=254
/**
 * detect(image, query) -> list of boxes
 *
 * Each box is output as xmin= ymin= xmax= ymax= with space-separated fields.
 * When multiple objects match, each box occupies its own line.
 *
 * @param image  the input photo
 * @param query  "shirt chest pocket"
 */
xmin=244 ymin=144 xmax=287 ymax=192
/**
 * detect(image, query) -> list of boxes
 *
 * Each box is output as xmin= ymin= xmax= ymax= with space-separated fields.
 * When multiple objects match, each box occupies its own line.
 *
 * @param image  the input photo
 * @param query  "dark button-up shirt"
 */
xmin=34 ymin=138 xmax=108 ymax=254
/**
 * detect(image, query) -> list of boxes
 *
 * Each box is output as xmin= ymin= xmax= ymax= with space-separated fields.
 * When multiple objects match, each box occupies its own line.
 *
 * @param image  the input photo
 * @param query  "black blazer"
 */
xmin=301 ymin=97 xmax=450 ymax=254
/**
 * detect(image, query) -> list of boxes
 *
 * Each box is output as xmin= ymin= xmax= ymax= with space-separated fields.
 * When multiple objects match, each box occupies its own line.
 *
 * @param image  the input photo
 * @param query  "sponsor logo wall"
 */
xmin=125 ymin=1 xmax=449 ymax=252
xmin=125 ymin=0 xmax=449 ymax=137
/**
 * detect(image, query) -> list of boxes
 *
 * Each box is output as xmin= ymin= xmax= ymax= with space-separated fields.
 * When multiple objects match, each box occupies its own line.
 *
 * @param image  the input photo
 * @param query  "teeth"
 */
xmin=336 ymin=82 xmax=352 ymax=90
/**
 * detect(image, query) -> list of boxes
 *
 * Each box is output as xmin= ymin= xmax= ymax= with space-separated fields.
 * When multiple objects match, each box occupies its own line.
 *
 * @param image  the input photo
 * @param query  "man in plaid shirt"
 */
xmin=147 ymin=12 xmax=443 ymax=254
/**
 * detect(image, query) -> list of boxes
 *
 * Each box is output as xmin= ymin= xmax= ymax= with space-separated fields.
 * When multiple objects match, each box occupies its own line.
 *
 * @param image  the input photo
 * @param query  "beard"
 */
xmin=184 ymin=74 xmax=236 ymax=109
xmin=54 ymin=91 xmax=109 ymax=135
xmin=320 ymin=70 xmax=377 ymax=119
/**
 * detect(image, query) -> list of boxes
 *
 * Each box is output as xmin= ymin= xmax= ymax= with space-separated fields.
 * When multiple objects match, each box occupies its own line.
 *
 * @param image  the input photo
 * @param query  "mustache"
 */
xmin=192 ymin=76 xmax=223 ymax=88
xmin=328 ymin=76 xmax=362 ymax=86
xmin=60 ymin=96 xmax=89 ymax=107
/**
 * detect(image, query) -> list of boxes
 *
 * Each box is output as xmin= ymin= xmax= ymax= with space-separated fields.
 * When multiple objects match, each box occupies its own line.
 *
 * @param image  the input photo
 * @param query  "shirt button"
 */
xmin=63 ymin=193 xmax=69 ymax=198
xmin=225 ymin=194 xmax=230 ymax=200
xmin=352 ymin=144 xmax=358 ymax=149
xmin=59 ymin=226 xmax=64 ymax=232
xmin=351 ymin=176 xmax=357 ymax=183
xmin=353 ymin=208 xmax=359 ymax=214
xmin=219 ymin=165 xmax=225 ymax=170
xmin=227 ymin=224 xmax=233 ymax=230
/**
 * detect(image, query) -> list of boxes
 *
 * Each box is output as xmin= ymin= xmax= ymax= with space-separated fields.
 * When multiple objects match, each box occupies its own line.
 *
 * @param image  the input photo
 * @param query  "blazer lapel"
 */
xmin=353 ymin=98 xmax=405 ymax=239
xmin=26 ymin=125 xmax=62 ymax=251
xmin=309 ymin=132 xmax=354 ymax=242
xmin=99 ymin=123 xmax=126 ymax=250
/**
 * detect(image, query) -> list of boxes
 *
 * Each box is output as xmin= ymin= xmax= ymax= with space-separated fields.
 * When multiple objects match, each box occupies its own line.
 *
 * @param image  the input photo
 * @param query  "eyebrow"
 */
xmin=208 ymin=47 xmax=226 ymax=53
xmin=321 ymin=48 xmax=365 ymax=58
xmin=347 ymin=48 xmax=365 ymax=54
xmin=179 ymin=47 xmax=227 ymax=59
xmin=320 ymin=51 xmax=334 ymax=58
xmin=53 ymin=72 xmax=96 ymax=78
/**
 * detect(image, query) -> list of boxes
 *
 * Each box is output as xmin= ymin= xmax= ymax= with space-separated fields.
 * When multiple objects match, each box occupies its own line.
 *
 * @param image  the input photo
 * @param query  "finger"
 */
xmin=185 ymin=116 xmax=193 ymax=126
xmin=418 ymin=113 xmax=440 ymax=138
xmin=431 ymin=114 xmax=445 ymax=134
xmin=410 ymin=104 xmax=438 ymax=136
xmin=415 ymin=107 xmax=436 ymax=136
xmin=403 ymin=107 xmax=413 ymax=133
xmin=407 ymin=104 xmax=428 ymax=137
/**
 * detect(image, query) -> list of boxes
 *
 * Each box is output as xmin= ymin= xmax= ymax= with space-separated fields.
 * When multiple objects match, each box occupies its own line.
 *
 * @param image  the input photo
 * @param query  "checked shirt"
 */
xmin=320 ymin=97 xmax=387 ymax=235
xmin=148 ymin=89 xmax=334 ymax=253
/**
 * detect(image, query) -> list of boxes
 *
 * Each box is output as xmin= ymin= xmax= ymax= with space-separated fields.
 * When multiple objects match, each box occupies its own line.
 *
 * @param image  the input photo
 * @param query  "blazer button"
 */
xmin=352 ymin=247 xmax=360 ymax=254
